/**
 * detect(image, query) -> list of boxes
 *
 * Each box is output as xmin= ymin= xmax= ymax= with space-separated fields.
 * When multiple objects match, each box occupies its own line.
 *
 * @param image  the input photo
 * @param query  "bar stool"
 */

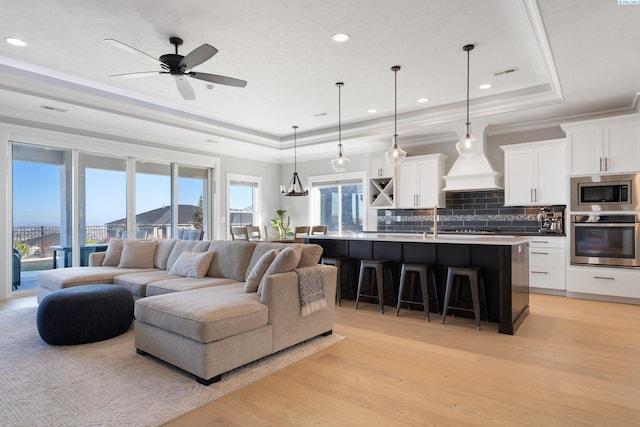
xmin=395 ymin=263 xmax=440 ymax=322
xmin=441 ymin=266 xmax=488 ymax=331
xmin=321 ymin=256 xmax=355 ymax=306
xmin=355 ymin=259 xmax=395 ymax=314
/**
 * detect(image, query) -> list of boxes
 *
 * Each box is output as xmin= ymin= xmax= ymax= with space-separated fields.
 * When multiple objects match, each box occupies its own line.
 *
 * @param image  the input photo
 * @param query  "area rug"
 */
xmin=0 ymin=306 xmax=344 ymax=426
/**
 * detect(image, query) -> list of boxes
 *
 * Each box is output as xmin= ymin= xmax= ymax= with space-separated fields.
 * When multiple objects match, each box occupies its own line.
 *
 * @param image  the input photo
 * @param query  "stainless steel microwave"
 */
xmin=570 ymin=174 xmax=640 ymax=212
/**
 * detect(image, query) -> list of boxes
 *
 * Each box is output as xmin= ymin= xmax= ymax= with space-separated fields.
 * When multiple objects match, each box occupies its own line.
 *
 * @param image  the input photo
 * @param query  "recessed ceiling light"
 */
xmin=332 ymin=33 xmax=350 ymax=43
xmin=479 ymin=83 xmax=492 ymax=90
xmin=367 ymin=109 xmax=378 ymax=114
xmin=5 ymin=37 xmax=27 ymax=47
xmin=417 ymin=98 xmax=429 ymax=103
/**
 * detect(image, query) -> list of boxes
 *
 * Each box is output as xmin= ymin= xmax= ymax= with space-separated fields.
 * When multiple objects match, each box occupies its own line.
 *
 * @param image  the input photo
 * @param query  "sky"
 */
xmin=12 ymin=161 xmax=210 ymax=226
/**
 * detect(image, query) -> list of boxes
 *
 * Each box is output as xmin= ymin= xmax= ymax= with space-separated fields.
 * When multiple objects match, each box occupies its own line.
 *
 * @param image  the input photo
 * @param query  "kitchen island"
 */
xmin=307 ymin=233 xmax=530 ymax=335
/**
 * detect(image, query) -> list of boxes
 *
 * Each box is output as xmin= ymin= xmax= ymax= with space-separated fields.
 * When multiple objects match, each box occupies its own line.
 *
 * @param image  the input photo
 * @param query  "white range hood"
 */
xmin=442 ymin=125 xmax=502 ymax=192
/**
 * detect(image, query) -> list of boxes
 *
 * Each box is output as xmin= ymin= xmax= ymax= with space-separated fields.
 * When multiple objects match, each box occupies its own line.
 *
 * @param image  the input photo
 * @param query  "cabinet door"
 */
xmin=369 ymin=157 xmax=394 ymax=178
xmin=395 ymin=162 xmax=418 ymax=208
xmin=504 ymin=150 xmax=534 ymax=206
xmin=534 ymin=147 xmax=566 ymax=205
xmin=568 ymin=128 xmax=603 ymax=174
xmin=416 ymin=160 xmax=438 ymax=207
xmin=605 ymin=125 xmax=640 ymax=173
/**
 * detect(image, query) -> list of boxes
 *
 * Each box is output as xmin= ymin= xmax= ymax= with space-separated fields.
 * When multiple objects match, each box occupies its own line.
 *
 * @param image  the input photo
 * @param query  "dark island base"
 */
xmin=313 ymin=238 xmax=530 ymax=335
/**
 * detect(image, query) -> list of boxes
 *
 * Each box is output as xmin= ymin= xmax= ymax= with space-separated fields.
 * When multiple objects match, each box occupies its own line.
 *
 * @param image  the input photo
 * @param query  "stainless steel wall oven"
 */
xmin=570 ymin=214 xmax=640 ymax=268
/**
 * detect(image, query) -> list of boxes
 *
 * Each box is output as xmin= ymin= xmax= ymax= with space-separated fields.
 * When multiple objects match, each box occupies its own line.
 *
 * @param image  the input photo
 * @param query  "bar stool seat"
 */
xmin=321 ymin=256 xmax=355 ymax=306
xmin=441 ymin=266 xmax=488 ymax=331
xmin=355 ymin=259 xmax=395 ymax=314
xmin=395 ymin=263 xmax=440 ymax=322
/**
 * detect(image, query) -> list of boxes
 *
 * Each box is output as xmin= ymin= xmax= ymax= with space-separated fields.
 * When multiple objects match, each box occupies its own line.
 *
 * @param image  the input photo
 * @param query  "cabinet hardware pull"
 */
xmin=531 ymin=271 xmax=548 ymax=274
xmin=531 ymin=251 xmax=549 ymax=255
xmin=534 ymin=188 xmax=537 ymax=202
xmin=531 ymin=240 xmax=549 ymax=243
xmin=599 ymin=157 xmax=603 ymax=172
xmin=530 ymin=188 xmax=533 ymax=202
xmin=593 ymin=276 xmax=615 ymax=280
xmin=604 ymin=157 xmax=608 ymax=171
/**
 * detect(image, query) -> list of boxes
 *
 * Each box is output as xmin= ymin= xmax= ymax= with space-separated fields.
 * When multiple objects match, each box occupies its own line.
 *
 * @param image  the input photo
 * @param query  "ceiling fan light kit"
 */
xmin=282 ymin=125 xmax=309 ymax=197
xmin=106 ymin=36 xmax=247 ymax=101
xmin=456 ymin=43 xmax=481 ymax=158
xmin=331 ymin=82 xmax=350 ymax=173
xmin=385 ymin=65 xmax=407 ymax=166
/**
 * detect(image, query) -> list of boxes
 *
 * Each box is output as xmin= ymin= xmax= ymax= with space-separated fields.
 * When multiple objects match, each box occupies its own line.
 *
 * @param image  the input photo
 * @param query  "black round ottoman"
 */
xmin=37 ymin=284 xmax=134 ymax=345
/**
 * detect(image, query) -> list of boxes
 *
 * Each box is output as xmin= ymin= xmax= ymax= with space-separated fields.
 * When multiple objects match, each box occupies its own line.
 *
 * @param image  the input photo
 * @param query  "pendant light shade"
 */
xmin=331 ymin=82 xmax=350 ymax=172
xmin=385 ymin=65 xmax=407 ymax=166
xmin=456 ymin=44 xmax=480 ymax=158
xmin=282 ymin=125 xmax=308 ymax=196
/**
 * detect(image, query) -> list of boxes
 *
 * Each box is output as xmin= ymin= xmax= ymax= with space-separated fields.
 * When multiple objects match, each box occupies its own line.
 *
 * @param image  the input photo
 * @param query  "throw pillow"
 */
xmin=117 ymin=240 xmax=158 ymax=269
xmin=244 ymin=249 xmax=279 ymax=293
xmin=169 ymin=251 xmax=215 ymax=278
xmin=102 ymin=238 xmax=124 ymax=266
xmin=257 ymin=245 xmax=302 ymax=297
xmin=298 ymin=244 xmax=324 ymax=267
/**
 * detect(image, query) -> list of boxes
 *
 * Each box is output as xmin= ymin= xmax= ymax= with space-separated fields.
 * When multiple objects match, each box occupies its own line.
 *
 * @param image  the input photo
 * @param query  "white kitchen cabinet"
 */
xmin=563 ymin=118 xmax=640 ymax=175
xmin=528 ymin=236 xmax=565 ymax=292
xmin=501 ymin=139 xmax=566 ymax=206
xmin=567 ymin=265 xmax=640 ymax=299
xmin=369 ymin=156 xmax=394 ymax=178
xmin=395 ymin=154 xmax=447 ymax=208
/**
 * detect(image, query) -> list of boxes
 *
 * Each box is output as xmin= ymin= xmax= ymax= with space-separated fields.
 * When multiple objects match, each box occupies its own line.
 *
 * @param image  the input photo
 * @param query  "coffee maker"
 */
xmin=539 ymin=207 xmax=565 ymax=234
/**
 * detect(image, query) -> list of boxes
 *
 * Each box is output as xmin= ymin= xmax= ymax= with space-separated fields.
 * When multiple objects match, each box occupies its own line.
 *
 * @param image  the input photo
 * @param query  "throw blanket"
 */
xmin=296 ymin=267 xmax=327 ymax=316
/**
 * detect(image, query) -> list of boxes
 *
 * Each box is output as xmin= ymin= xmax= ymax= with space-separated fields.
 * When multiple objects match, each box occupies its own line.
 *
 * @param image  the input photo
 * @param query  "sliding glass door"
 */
xmin=12 ymin=143 xmax=72 ymax=291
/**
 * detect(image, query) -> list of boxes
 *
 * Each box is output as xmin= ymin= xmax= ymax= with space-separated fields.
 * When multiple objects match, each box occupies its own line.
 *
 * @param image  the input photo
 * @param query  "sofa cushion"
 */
xmin=169 ymin=251 xmax=214 ymax=278
xmin=154 ymin=239 xmax=177 ymax=269
xmin=102 ymin=238 xmax=124 ymax=266
xmin=135 ymin=285 xmax=268 ymax=343
xmin=166 ymin=240 xmax=210 ymax=271
xmin=38 ymin=266 xmax=156 ymax=291
xmin=257 ymin=245 xmax=302 ymax=297
xmin=207 ymin=240 xmax=256 ymax=282
xmin=146 ymin=277 xmax=239 ymax=296
xmin=244 ymin=249 xmax=279 ymax=293
xmin=118 ymin=240 xmax=158 ymax=269
xmin=298 ymin=244 xmax=324 ymax=268
xmin=113 ymin=270 xmax=177 ymax=298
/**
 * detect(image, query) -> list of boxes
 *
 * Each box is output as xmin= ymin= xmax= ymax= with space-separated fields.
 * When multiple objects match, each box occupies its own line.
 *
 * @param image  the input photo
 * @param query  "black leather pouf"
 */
xmin=37 ymin=284 xmax=134 ymax=345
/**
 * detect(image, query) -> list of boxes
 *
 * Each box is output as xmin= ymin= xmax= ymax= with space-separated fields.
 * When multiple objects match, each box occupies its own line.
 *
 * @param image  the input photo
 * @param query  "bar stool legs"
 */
xmin=441 ymin=266 xmax=488 ymax=331
xmin=355 ymin=260 xmax=394 ymax=314
xmin=321 ymin=257 xmax=354 ymax=306
xmin=395 ymin=264 xmax=440 ymax=322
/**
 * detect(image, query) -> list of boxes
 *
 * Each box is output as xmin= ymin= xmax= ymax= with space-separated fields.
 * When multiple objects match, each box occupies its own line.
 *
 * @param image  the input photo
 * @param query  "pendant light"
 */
xmin=282 ymin=125 xmax=308 ymax=196
xmin=331 ymin=82 xmax=350 ymax=172
xmin=385 ymin=65 xmax=407 ymax=166
xmin=456 ymin=44 xmax=480 ymax=157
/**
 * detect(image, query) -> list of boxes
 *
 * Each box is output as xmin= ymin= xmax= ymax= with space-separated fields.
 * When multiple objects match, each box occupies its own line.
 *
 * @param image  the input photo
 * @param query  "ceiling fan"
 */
xmin=105 ymin=37 xmax=247 ymax=100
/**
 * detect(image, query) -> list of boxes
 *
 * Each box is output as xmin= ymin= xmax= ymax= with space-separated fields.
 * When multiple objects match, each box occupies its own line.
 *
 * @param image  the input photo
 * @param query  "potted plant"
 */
xmin=270 ymin=209 xmax=291 ymax=238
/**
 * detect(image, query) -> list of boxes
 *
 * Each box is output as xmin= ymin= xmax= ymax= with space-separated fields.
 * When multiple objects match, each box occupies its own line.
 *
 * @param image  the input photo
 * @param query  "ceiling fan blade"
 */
xmin=104 ymin=38 xmax=165 ymax=67
xmin=174 ymin=75 xmax=195 ymax=100
xmin=179 ymin=43 xmax=218 ymax=70
xmin=189 ymin=72 xmax=248 ymax=88
xmin=109 ymin=71 xmax=160 ymax=79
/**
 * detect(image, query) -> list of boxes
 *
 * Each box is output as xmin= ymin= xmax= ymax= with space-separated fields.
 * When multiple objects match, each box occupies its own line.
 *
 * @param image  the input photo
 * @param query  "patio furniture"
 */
xmin=37 ymin=284 xmax=134 ymax=345
xmin=12 ymin=248 xmax=21 ymax=290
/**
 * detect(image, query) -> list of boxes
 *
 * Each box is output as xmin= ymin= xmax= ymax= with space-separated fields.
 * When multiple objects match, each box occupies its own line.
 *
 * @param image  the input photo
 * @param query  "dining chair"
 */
xmin=293 ymin=226 xmax=310 ymax=242
xmin=310 ymin=225 xmax=328 ymax=235
xmin=264 ymin=225 xmax=280 ymax=239
xmin=246 ymin=225 xmax=261 ymax=240
xmin=230 ymin=226 xmax=249 ymax=241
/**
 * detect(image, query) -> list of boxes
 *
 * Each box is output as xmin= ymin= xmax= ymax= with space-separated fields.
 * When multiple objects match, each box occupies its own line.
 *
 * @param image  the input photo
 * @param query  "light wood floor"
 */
xmin=5 ymin=294 xmax=639 ymax=426
xmin=165 ymin=294 xmax=640 ymax=426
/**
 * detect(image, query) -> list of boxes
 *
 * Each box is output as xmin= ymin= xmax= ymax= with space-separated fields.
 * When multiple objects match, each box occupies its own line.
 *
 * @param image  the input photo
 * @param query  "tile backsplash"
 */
xmin=377 ymin=190 xmax=556 ymax=234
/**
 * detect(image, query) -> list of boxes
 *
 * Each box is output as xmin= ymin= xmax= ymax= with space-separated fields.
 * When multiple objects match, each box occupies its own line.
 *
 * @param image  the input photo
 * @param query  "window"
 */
xmin=178 ymin=165 xmax=209 ymax=239
xmin=227 ymin=174 xmax=261 ymax=237
xmin=310 ymin=173 xmax=366 ymax=233
xmin=135 ymin=161 xmax=171 ymax=239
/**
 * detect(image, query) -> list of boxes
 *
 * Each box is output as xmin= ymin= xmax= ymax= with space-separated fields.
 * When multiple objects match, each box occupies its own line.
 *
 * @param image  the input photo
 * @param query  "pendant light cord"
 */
xmin=394 ymin=67 xmax=398 ymax=137
xmin=338 ymin=83 xmax=342 ymax=151
xmin=293 ymin=125 xmax=298 ymax=172
xmin=466 ymin=47 xmax=470 ymax=130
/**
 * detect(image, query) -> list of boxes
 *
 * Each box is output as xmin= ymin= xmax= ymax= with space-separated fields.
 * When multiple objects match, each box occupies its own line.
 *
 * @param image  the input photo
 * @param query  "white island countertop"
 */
xmin=307 ymin=232 xmax=530 ymax=246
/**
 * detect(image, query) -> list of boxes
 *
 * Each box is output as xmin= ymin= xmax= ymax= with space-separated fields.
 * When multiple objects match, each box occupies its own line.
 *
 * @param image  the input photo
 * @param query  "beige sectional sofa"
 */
xmin=37 ymin=238 xmax=336 ymax=385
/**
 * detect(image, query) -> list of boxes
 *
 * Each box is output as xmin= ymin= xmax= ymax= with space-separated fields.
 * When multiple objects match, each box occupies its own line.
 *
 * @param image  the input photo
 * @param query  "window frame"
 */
xmin=226 ymin=173 xmax=262 ymax=238
xmin=308 ymin=171 xmax=368 ymax=233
